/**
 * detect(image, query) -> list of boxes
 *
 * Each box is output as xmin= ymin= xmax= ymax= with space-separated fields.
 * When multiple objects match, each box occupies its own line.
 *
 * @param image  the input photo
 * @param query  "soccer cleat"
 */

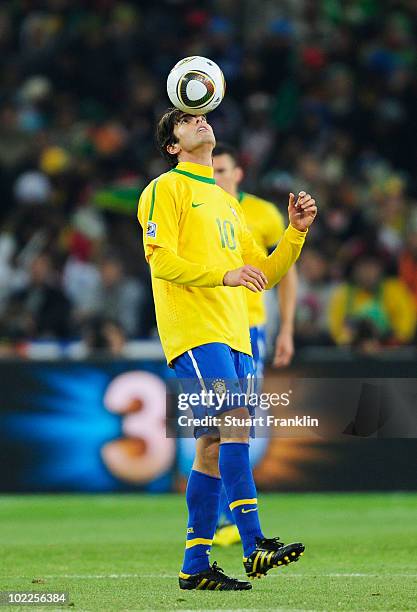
xmin=212 ymin=524 xmax=241 ymax=547
xmin=179 ymin=561 xmax=252 ymax=591
xmin=243 ymin=536 xmax=305 ymax=579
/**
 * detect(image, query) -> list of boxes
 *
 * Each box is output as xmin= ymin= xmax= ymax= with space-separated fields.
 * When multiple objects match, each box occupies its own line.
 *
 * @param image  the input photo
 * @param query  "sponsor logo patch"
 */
xmin=146 ymin=221 xmax=157 ymax=238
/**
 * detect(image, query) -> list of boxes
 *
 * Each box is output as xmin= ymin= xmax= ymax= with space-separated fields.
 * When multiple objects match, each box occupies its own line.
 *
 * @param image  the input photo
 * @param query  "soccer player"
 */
xmin=137 ymin=109 xmax=317 ymax=591
xmin=212 ymin=143 xmax=298 ymax=547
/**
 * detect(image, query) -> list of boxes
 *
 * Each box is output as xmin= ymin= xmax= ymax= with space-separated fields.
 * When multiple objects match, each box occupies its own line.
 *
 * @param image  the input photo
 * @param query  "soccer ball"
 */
xmin=167 ymin=56 xmax=225 ymax=115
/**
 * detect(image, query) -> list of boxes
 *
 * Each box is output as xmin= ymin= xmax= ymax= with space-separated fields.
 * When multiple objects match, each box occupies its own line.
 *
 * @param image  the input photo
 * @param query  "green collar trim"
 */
xmin=238 ymin=191 xmax=245 ymax=203
xmin=171 ymin=168 xmax=215 ymax=184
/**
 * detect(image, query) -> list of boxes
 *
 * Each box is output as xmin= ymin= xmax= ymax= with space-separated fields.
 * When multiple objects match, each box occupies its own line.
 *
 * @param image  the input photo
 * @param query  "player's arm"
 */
xmin=150 ymin=247 xmax=228 ymax=287
xmin=235 ymin=192 xmax=316 ymax=290
xmin=274 ymin=265 xmax=298 ymax=367
xmin=272 ymin=211 xmax=298 ymax=367
xmin=263 ymin=202 xmax=298 ymax=366
xmin=138 ymin=179 xmax=265 ymax=291
xmin=152 ymin=248 xmax=267 ymax=291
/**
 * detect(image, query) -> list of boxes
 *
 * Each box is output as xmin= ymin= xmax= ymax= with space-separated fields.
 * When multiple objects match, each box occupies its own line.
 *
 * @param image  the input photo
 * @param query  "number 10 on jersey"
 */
xmin=216 ymin=218 xmax=236 ymax=250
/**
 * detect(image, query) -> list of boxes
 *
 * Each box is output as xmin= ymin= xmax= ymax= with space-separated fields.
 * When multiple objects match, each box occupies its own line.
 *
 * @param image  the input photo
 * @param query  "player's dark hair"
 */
xmin=213 ymin=142 xmax=239 ymax=165
xmin=155 ymin=107 xmax=186 ymax=168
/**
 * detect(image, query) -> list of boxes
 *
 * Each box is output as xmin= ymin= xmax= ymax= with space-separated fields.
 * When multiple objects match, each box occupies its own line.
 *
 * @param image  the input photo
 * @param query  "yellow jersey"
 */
xmin=137 ymin=161 xmax=306 ymax=364
xmin=238 ymin=191 xmax=285 ymax=327
xmin=328 ymin=280 xmax=416 ymax=344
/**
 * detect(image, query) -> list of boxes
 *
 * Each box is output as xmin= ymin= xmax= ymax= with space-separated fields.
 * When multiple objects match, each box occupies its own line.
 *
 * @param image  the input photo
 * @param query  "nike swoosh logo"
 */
xmin=192 ymin=202 xmax=205 ymax=208
xmin=241 ymin=507 xmax=258 ymax=514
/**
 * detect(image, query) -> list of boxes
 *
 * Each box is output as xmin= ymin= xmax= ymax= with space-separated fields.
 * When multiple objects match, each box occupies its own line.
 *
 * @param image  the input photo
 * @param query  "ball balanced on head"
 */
xmin=167 ymin=56 xmax=226 ymax=115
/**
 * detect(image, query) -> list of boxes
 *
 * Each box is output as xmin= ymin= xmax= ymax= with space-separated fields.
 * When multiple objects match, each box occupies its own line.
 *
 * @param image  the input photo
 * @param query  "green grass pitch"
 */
xmin=0 ymin=493 xmax=416 ymax=611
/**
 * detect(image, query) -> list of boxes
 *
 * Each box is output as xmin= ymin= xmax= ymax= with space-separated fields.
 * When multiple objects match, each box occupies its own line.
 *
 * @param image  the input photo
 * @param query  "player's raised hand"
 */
xmin=223 ymin=265 xmax=267 ymax=292
xmin=288 ymin=191 xmax=317 ymax=232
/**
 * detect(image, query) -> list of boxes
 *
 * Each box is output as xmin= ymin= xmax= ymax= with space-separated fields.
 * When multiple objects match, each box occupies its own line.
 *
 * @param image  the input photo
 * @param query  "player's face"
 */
xmin=213 ymin=153 xmax=243 ymax=195
xmin=172 ymin=114 xmax=215 ymax=154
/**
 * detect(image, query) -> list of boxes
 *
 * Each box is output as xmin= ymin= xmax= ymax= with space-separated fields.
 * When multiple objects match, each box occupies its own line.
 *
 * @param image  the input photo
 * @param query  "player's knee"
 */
xmin=203 ymin=439 xmax=220 ymax=467
xmin=219 ymin=407 xmax=250 ymax=442
xmin=194 ymin=436 xmax=220 ymax=476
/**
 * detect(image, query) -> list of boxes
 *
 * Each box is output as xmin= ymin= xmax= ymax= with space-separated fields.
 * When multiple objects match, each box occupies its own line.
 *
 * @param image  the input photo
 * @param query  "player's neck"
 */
xmin=178 ymin=147 xmax=213 ymax=168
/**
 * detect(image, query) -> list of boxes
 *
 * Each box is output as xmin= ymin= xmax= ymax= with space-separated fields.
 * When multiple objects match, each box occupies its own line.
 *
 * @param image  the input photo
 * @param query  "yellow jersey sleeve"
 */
xmin=137 ymin=176 xmax=180 ymax=261
xmin=239 ymin=210 xmax=306 ymax=289
xmin=150 ymin=247 xmax=227 ymax=288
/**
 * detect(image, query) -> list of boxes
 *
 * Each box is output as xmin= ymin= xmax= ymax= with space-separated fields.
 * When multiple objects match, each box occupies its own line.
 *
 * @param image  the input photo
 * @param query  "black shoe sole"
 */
xmin=179 ymin=578 xmax=252 ymax=591
xmin=245 ymin=543 xmax=305 ymax=579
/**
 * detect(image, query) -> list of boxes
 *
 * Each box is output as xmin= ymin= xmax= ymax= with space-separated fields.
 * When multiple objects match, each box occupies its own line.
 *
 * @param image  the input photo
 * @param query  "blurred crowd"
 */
xmin=0 ymin=0 xmax=417 ymax=357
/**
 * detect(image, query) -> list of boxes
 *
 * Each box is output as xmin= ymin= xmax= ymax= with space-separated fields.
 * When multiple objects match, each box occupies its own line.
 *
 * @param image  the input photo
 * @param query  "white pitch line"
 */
xmin=2 ymin=573 xmax=417 ymax=580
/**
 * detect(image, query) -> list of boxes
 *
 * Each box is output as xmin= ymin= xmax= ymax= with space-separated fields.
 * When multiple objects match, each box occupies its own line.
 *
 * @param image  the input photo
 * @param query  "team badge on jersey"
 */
xmin=212 ymin=378 xmax=227 ymax=397
xmin=146 ymin=220 xmax=157 ymax=238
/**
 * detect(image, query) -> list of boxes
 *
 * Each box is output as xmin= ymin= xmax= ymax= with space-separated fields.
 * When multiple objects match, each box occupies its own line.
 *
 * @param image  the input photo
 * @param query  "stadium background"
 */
xmin=0 ymin=0 xmax=416 ymax=495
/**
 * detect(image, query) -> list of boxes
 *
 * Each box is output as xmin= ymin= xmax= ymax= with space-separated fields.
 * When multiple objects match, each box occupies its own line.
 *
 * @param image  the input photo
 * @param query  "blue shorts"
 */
xmin=250 ymin=325 xmax=266 ymax=389
xmin=173 ymin=342 xmax=255 ymax=439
